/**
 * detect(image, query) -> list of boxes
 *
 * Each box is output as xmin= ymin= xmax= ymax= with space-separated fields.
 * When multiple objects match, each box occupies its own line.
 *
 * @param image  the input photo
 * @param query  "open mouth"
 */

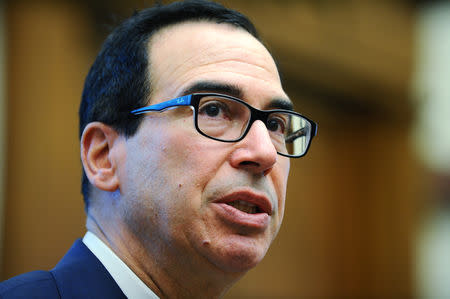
xmin=212 ymin=190 xmax=272 ymax=228
xmin=226 ymin=200 xmax=262 ymax=214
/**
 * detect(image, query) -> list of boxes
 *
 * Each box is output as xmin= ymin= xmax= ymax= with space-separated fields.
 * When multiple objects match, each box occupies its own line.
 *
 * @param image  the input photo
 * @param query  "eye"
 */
xmin=198 ymin=100 xmax=230 ymax=119
xmin=203 ymin=103 xmax=220 ymax=117
xmin=266 ymin=115 xmax=286 ymax=134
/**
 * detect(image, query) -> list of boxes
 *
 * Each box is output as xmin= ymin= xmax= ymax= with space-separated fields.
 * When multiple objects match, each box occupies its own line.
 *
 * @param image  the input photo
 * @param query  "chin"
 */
xmin=222 ymin=251 xmax=264 ymax=273
xmin=208 ymin=236 xmax=270 ymax=274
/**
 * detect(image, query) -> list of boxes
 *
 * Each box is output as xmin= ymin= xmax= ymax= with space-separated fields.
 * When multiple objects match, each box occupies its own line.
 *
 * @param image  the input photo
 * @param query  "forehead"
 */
xmin=147 ymin=21 xmax=286 ymax=106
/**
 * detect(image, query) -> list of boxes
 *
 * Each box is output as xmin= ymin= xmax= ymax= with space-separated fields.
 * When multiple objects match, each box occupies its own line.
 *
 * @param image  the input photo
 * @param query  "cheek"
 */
xmin=132 ymin=120 xmax=229 ymax=206
xmin=272 ymin=160 xmax=290 ymax=219
xmin=164 ymin=127 xmax=231 ymax=188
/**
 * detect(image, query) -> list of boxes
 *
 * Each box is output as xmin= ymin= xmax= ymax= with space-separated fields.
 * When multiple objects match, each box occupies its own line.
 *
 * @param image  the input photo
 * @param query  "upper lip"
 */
xmin=212 ymin=189 xmax=273 ymax=215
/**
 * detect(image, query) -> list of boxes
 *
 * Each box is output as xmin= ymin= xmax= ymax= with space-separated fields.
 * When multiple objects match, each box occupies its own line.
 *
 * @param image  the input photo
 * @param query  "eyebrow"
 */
xmin=266 ymin=98 xmax=293 ymax=111
xmin=180 ymin=80 xmax=294 ymax=111
xmin=181 ymin=81 xmax=243 ymax=99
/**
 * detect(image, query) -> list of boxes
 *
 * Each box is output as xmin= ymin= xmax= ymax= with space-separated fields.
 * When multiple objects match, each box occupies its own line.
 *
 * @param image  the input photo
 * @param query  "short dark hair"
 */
xmin=79 ymin=0 xmax=260 ymax=208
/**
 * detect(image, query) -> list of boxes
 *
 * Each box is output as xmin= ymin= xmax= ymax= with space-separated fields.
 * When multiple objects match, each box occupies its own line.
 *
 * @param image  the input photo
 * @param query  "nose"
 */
xmin=229 ymin=120 xmax=278 ymax=175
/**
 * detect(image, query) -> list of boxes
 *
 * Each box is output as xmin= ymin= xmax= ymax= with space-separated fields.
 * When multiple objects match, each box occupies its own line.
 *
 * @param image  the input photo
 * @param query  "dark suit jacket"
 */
xmin=0 ymin=239 xmax=126 ymax=298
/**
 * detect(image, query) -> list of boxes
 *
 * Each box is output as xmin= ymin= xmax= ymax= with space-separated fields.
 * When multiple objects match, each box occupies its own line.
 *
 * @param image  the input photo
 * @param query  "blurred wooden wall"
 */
xmin=2 ymin=1 xmax=89 ymax=279
xmin=1 ymin=0 xmax=422 ymax=297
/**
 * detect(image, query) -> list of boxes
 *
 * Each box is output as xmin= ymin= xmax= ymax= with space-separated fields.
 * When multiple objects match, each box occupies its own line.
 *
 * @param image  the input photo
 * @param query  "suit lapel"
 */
xmin=51 ymin=239 xmax=126 ymax=299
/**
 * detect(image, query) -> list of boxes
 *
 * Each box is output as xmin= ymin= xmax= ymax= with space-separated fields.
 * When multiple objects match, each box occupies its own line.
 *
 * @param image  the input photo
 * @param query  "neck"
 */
xmin=86 ymin=210 xmax=242 ymax=298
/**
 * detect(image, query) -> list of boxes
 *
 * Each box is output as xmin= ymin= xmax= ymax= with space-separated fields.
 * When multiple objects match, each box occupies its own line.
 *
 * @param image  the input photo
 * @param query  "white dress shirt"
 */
xmin=83 ymin=231 xmax=160 ymax=299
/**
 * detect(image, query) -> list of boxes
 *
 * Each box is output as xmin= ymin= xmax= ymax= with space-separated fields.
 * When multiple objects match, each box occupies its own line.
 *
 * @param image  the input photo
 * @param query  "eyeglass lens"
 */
xmin=196 ymin=95 xmax=311 ymax=157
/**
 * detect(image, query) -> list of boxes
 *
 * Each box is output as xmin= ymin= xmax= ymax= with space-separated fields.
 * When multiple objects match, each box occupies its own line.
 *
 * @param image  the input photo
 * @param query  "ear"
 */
xmin=81 ymin=122 xmax=121 ymax=192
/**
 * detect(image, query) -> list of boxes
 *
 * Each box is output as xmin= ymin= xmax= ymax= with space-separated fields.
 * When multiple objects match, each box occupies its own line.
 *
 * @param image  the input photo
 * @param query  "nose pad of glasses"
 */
xmin=230 ymin=120 xmax=277 ymax=173
xmin=245 ymin=120 xmax=278 ymax=154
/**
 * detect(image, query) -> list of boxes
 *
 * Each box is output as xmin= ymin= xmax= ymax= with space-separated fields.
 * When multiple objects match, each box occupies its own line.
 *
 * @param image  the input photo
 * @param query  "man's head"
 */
xmin=80 ymin=0 xmax=314 ymax=296
xmin=79 ymin=0 xmax=259 ymax=207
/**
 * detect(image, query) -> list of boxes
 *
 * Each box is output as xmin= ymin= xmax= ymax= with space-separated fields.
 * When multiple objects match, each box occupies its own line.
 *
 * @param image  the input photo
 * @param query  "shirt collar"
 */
xmin=83 ymin=231 xmax=160 ymax=299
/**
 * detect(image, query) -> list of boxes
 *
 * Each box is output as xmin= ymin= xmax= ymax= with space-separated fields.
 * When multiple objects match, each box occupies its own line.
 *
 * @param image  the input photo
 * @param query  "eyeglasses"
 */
xmin=131 ymin=93 xmax=317 ymax=158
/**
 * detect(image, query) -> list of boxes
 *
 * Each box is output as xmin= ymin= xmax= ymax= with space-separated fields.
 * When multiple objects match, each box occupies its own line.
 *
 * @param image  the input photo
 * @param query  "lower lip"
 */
xmin=212 ymin=203 xmax=270 ymax=230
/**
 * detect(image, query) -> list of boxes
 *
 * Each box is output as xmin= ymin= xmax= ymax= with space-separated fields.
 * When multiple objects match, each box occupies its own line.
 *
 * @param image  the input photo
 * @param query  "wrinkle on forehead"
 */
xmin=147 ymin=21 xmax=282 ymax=100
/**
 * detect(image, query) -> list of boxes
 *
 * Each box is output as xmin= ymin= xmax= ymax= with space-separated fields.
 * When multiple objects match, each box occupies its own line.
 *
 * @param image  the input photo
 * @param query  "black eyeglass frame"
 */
xmin=131 ymin=93 xmax=318 ymax=158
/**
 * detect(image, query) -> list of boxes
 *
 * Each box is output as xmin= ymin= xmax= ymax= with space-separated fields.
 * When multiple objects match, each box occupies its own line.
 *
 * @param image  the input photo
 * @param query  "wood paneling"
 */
xmin=2 ymin=2 xmax=91 ymax=278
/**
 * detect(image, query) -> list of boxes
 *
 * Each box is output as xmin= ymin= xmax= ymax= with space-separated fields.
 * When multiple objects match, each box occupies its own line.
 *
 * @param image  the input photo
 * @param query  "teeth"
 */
xmin=227 ymin=200 xmax=259 ymax=214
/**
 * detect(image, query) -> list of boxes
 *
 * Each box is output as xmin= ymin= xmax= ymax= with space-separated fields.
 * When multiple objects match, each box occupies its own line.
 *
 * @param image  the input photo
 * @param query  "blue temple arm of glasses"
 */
xmin=285 ymin=127 xmax=307 ymax=143
xmin=131 ymin=94 xmax=192 ymax=115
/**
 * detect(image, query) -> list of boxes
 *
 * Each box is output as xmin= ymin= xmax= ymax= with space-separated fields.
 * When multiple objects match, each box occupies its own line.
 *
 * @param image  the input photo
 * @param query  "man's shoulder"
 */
xmin=0 ymin=270 xmax=59 ymax=298
xmin=0 ymin=239 xmax=125 ymax=299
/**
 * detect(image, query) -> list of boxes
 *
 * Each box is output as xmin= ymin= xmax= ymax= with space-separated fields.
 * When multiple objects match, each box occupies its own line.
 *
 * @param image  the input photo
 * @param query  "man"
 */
xmin=0 ymin=0 xmax=316 ymax=298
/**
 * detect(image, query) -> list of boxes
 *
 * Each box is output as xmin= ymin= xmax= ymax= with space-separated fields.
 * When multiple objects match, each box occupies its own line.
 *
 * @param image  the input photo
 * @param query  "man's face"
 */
xmin=117 ymin=22 xmax=291 ymax=275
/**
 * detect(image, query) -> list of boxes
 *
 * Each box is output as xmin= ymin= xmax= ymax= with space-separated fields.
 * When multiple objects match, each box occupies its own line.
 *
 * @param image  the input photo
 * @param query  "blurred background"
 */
xmin=0 ymin=0 xmax=449 ymax=297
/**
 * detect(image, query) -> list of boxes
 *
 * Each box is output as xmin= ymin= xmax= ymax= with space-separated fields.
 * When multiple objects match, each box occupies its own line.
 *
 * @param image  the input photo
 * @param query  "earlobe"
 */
xmin=81 ymin=122 xmax=121 ymax=192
